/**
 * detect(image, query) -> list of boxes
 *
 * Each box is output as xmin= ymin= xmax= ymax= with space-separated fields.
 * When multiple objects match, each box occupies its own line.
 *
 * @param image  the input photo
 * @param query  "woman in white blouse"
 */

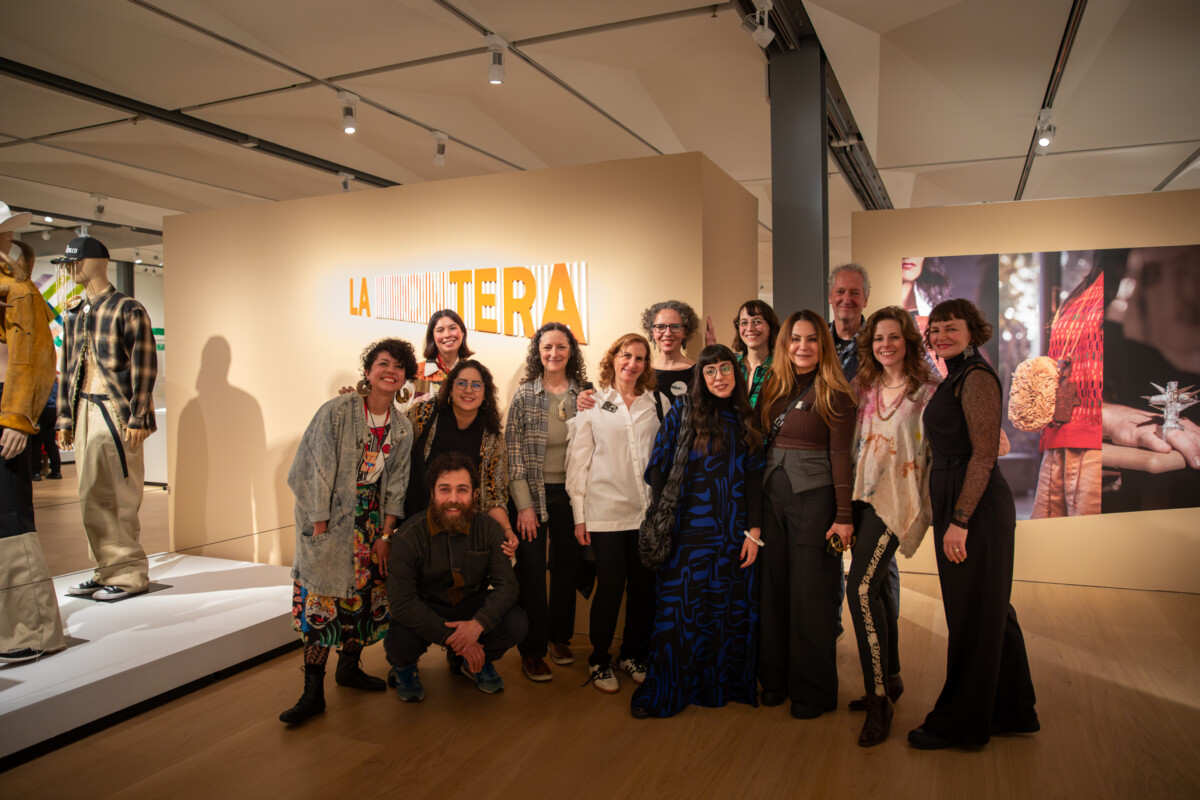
xmin=567 ymin=333 xmax=670 ymax=694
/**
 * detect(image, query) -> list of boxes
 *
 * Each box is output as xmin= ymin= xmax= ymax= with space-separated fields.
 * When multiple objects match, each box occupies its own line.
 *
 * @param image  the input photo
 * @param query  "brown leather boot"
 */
xmin=858 ymin=694 xmax=893 ymax=747
xmin=848 ymin=673 xmax=904 ymax=711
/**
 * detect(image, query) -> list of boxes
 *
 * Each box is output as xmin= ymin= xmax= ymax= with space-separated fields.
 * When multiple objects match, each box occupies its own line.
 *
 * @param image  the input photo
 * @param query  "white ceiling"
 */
xmin=1 ymin=0 xmax=1196 ymax=272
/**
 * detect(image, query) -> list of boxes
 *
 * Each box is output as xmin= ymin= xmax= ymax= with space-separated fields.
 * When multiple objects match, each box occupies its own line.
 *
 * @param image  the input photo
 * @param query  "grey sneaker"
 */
xmin=618 ymin=657 xmax=647 ymax=685
xmin=466 ymin=662 xmax=505 ymax=694
xmin=388 ymin=666 xmax=424 ymax=702
xmin=67 ymin=579 xmax=103 ymax=596
xmin=588 ymin=663 xmax=619 ymax=694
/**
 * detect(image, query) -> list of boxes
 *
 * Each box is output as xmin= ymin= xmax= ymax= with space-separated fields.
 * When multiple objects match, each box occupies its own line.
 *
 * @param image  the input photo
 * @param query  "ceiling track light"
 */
xmin=1035 ymin=107 xmax=1055 ymax=152
xmin=744 ymin=0 xmax=775 ymax=49
xmin=41 ymin=229 xmax=51 ymax=241
xmin=431 ymin=130 xmax=448 ymax=167
xmin=484 ymin=33 xmax=508 ymax=85
xmin=338 ymin=90 xmax=359 ymax=134
xmin=134 ymin=250 xmax=143 ymax=264
xmin=338 ymin=171 xmax=354 ymax=192
xmin=90 ymin=193 xmax=106 ymax=218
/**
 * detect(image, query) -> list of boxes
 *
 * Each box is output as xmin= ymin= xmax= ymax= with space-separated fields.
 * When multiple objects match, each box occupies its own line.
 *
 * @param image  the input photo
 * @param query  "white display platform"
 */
xmin=0 ymin=553 xmax=294 ymax=759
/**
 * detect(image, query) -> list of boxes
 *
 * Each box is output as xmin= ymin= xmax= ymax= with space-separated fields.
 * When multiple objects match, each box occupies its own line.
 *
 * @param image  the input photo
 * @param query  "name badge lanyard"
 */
xmin=360 ymin=400 xmax=391 ymax=478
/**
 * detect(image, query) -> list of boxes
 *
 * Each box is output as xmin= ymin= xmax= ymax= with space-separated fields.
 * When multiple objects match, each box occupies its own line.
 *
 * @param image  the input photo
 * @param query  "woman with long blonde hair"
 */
xmin=756 ymin=309 xmax=857 ymax=720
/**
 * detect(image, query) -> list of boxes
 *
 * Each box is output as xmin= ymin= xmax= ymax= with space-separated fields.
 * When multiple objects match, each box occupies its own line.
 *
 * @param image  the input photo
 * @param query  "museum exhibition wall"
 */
xmin=163 ymin=152 xmax=757 ymax=568
xmin=853 ymin=188 xmax=1200 ymax=593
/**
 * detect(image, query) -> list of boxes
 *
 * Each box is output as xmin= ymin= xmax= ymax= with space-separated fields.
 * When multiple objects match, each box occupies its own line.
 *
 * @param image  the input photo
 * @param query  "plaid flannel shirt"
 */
xmin=57 ymin=285 xmax=158 ymax=432
xmin=504 ymin=377 xmax=581 ymax=522
xmin=736 ymin=351 xmax=774 ymax=409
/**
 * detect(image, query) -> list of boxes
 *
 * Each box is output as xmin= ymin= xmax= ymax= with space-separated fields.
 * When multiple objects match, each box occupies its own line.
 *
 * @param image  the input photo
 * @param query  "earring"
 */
xmin=356 ymin=378 xmax=371 ymax=397
xmin=398 ymin=387 xmax=412 ymax=403
xmin=963 ymin=344 xmax=975 ymax=357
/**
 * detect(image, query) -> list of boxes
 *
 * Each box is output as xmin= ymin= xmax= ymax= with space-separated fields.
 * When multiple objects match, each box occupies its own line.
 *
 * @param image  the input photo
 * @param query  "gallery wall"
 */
xmin=852 ymin=188 xmax=1200 ymax=593
xmin=163 ymin=152 xmax=757 ymax=566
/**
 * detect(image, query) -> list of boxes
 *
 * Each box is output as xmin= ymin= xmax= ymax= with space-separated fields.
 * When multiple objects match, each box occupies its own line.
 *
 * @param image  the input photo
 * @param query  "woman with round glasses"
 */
xmin=908 ymin=299 xmax=1037 ymax=750
xmin=845 ymin=307 xmax=938 ymax=746
xmin=641 ymin=300 xmax=699 ymax=403
xmin=404 ymin=360 xmax=516 ymax=551
xmin=705 ymin=300 xmax=780 ymax=408
xmin=505 ymin=322 xmax=589 ymax=681
xmin=757 ymin=309 xmax=857 ymax=721
xmin=631 ymin=344 xmax=765 ymax=718
xmin=413 ymin=310 xmax=474 ymax=401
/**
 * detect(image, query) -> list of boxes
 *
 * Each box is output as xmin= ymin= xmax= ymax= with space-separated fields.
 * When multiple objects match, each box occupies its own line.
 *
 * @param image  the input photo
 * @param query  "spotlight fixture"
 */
xmin=44 ymin=215 xmax=53 ymax=223
xmin=432 ymin=131 xmax=448 ymax=167
xmin=1035 ymin=107 xmax=1055 ymax=152
xmin=338 ymin=90 xmax=358 ymax=134
xmin=744 ymin=0 xmax=775 ymax=49
xmin=91 ymin=193 xmax=106 ymax=218
xmin=77 ymin=223 xmax=89 ymax=236
xmin=338 ymin=171 xmax=354 ymax=192
xmin=42 ymin=229 xmax=51 ymax=241
xmin=484 ymin=33 xmax=508 ymax=85
xmin=134 ymin=250 xmax=143 ymax=264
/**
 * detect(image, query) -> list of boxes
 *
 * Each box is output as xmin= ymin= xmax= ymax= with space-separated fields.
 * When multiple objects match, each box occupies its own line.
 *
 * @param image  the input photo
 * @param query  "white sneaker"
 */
xmin=618 ymin=657 xmax=647 ymax=684
xmin=94 ymin=585 xmax=147 ymax=602
xmin=67 ymin=579 xmax=103 ymax=596
xmin=588 ymin=663 xmax=619 ymax=694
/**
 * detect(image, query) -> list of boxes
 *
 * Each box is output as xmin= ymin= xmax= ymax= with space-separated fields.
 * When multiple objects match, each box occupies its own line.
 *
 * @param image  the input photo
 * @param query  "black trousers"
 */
xmin=848 ymin=502 xmax=900 ymax=698
xmin=383 ymin=591 xmax=528 ymax=668
xmin=587 ymin=528 xmax=653 ymax=666
xmin=924 ymin=466 xmax=1037 ymax=744
xmin=513 ymin=484 xmax=581 ymax=656
xmin=758 ymin=469 xmax=840 ymax=710
xmin=26 ymin=405 xmax=61 ymax=477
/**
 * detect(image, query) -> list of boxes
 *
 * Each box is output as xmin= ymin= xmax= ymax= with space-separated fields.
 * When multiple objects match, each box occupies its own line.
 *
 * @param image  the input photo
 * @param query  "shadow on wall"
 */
xmin=173 ymin=336 xmax=275 ymax=563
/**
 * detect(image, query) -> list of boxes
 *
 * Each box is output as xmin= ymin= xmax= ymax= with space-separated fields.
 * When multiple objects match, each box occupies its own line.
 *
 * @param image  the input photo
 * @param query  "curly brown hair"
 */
xmin=519 ymin=322 xmax=588 ymax=386
xmin=855 ymin=306 xmax=934 ymax=394
xmin=926 ymin=298 xmax=994 ymax=348
xmin=360 ymin=338 xmax=418 ymax=387
xmin=597 ymin=333 xmax=656 ymax=394
xmin=436 ymin=359 xmax=502 ymax=434
xmin=640 ymin=300 xmax=699 ymax=352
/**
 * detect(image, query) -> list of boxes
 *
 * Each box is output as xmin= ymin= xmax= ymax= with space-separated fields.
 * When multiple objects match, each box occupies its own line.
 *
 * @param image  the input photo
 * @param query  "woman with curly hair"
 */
xmin=505 ymin=322 xmax=590 ymax=680
xmin=845 ymin=307 xmax=938 ymax=746
xmin=567 ymin=333 xmax=669 ymax=694
xmin=631 ymin=344 xmax=765 ymax=718
xmin=641 ymin=299 xmax=699 ymax=402
xmin=908 ymin=299 xmax=1037 ymax=750
xmin=756 ymin=309 xmax=857 ymax=720
xmin=405 ymin=360 xmax=516 ymax=554
xmin=412 ymin=309 xmax=475 ymax=401
xmin=282 ymin=338 xmax=417 ymax=725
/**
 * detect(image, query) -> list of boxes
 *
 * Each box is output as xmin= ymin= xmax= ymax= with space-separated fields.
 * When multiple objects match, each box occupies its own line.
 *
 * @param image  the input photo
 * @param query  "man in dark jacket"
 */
xmin=384 ymin=451 xmax=527 ymax=701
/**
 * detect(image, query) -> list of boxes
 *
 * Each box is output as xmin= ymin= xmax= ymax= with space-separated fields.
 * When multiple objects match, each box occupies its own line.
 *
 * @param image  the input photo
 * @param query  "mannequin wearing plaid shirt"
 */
xmin=56 ymin=253 xmax=158 ymax=598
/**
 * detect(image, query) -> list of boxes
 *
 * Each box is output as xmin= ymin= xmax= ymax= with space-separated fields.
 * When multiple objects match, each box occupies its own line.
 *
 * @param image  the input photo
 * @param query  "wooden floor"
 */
xmin=6 ymin=474 xmax=1199 ymax=797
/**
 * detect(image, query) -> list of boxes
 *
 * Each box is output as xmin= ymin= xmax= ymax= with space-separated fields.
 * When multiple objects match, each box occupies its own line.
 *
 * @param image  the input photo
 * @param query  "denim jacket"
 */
xmin=288 ymin=393 xmax=413 ymax=597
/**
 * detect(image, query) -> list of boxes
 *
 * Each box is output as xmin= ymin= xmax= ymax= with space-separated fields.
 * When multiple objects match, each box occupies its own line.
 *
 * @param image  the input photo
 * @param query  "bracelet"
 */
xmin=380 ymin=534 xmax=393 ymax=542
xmin=744 ymin=530 xmax=764 ymax=547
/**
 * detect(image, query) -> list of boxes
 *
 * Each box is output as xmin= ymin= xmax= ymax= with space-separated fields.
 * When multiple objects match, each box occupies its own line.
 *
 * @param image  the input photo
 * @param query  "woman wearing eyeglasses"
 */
xmin=845 ymin=307 xmax=938 ymax=746
xmin=704 ymin=300 xmax=780 ymax=409
xmin=630 ymin=344 xmax=765 ymax=718
xmin=505 ymin=322 xmax=589 ymax=682
xmin=641 ymin=300 xmax=699 ymax=403
xmin=757 ymin=310 xmax=857 ymax=720
xmin=404 ymin=360 xmax=517 ymax=553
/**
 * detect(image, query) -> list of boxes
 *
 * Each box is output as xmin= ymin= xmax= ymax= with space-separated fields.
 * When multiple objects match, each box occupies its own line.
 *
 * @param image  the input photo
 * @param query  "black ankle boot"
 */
xmin=335 ymin=649 xmax=386 ymax=692
xmin=279 ymin=665 xmax=326 ymax=724
xmin=858 ymin=694 xmax=893 ymax=747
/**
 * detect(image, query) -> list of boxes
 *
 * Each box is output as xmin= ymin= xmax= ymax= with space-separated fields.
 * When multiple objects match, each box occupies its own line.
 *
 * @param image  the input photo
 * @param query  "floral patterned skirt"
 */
xmin=291 ymin=482 xmax=389 ymax=648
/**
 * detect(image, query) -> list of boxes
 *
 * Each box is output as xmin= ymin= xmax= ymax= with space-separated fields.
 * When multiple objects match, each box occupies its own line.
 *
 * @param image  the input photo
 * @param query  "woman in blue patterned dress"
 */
xmin=631 ymin=344 xmax=765 ymax=718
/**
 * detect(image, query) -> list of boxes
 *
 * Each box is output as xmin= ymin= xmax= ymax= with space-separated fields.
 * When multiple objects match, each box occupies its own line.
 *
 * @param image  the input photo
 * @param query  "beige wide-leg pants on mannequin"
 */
xmin=0 ymin=532 xmax=66 ymax=652
xmin=76 ymin=396 xmax=149 ymax=591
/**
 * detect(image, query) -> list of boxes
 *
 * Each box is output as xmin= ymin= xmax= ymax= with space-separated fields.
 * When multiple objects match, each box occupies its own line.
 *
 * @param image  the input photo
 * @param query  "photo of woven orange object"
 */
xmin=1009 ymin=355 xmax=1059 ymax=432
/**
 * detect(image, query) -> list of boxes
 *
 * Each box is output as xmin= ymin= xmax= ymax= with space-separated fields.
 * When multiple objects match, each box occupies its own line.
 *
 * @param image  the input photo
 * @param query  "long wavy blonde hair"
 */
xmin=759 ymin=309 xmax=854 ymax=429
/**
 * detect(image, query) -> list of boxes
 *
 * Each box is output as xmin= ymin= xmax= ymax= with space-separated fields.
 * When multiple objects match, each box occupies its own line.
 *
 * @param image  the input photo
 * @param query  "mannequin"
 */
xmin=0 ymin=201 xmax=66 ymax=662
xmin=54 ymin=236 xmax=158 ymax=602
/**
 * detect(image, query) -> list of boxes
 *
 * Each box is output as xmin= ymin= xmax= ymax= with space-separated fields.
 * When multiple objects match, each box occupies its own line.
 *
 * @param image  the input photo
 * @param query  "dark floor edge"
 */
xmin=0 ymin=640 xmax=301 ymax=773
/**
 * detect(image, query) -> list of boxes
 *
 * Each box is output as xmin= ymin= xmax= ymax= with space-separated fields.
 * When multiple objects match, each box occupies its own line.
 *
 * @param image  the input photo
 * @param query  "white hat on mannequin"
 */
xmin=0 ymin=201 xmax=33 ymax=234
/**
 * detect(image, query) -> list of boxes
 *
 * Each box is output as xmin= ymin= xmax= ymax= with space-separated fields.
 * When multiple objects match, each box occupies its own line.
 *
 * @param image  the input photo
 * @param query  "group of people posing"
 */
xmin=282 ymin=263 xmax=1039 ymax=752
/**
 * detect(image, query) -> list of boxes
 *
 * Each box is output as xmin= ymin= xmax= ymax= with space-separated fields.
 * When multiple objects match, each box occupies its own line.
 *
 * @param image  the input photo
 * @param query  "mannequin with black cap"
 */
xmin=54 ymin=235 xmax=158 ymax=602
xmin=0 ymin=201 xmax=65 ymax=662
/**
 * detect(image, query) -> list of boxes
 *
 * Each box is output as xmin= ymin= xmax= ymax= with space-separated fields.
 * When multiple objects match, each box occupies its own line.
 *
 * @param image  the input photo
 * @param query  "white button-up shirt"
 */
xmin=566 ymin=386 xmax=670 ymax=532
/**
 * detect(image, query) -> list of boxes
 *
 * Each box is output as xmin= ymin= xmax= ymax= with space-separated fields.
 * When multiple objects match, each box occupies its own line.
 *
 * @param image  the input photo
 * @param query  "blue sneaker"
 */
xmin=466 ymin=662 xmax=505 ymax=695
xmin=388 ymin=666 xmax=424 ymax=702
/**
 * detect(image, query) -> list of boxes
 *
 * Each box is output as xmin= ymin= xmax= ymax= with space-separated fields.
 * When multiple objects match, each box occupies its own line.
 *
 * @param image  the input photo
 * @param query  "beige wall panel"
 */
xmin=852 ymin=189 xmax=1200 ymax=593
xmin=165 ymin=152 xmax=756 ymax=565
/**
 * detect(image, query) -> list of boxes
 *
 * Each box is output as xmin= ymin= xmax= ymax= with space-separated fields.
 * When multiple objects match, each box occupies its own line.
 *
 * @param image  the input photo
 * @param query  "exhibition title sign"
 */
xmin=349 ymin=262 xmax=588 ymax=343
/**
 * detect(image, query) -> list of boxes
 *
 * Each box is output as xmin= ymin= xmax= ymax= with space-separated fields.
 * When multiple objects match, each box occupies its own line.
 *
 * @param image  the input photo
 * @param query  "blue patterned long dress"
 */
xmin=631 ymin=404 xmax=765 ymax=718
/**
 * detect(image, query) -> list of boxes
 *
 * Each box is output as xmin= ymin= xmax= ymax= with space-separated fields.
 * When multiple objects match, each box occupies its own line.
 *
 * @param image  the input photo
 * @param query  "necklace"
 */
xmin=881 ymin=377 xmax=906 ymax=389
xmin=875 ymin=383 xmax=905 ymax=422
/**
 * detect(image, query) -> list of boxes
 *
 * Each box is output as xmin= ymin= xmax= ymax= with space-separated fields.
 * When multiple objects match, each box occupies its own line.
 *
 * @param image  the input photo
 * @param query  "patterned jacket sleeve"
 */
xmin=123 ymin=300 xmax=158 ymax=430
xmin=479 ymin=430 xmax=510 ymax=510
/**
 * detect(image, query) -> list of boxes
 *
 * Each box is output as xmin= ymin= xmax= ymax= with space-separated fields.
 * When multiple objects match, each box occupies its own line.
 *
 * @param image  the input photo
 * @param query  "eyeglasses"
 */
xmin=652 ymin=323 xmax=683 ymax=333
xmin=738 ymin=318 xmax=766 ymax=329
xmin=453 ymin=380 xmax=484 ymax=392
xmin=702 ymin=363 xmax=735 ymax=379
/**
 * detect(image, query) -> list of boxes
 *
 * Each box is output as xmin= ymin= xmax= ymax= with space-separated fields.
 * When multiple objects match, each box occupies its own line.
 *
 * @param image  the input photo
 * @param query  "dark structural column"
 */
xmin=768 ymin=35 xmax=828 ymax=317
xmin=115 ymin=261 xmax=134 ymax=296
